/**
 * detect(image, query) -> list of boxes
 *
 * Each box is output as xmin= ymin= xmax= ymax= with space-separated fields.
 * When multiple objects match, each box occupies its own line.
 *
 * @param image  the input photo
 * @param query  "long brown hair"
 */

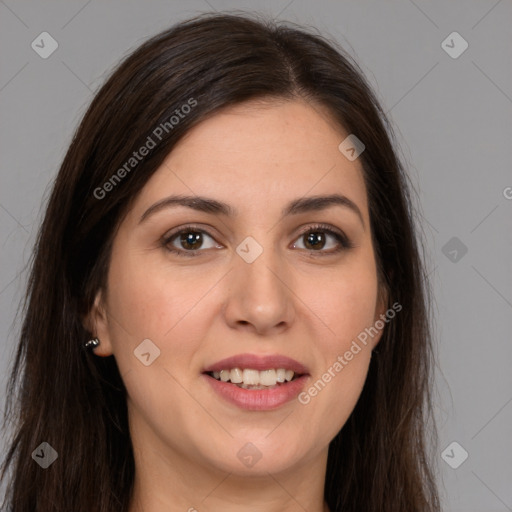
xmin=1 ymin=12 xmax=440 ymax=511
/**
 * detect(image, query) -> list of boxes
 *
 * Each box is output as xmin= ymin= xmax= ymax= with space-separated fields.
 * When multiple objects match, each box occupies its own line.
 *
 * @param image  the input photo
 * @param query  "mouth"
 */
xmin=202 ymin=353 xmax=309 ymax=410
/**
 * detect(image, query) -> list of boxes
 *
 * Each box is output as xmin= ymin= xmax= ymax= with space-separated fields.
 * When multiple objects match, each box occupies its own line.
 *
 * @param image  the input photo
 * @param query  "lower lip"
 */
xmin=203 ymin=374 xmax=309 ymax=411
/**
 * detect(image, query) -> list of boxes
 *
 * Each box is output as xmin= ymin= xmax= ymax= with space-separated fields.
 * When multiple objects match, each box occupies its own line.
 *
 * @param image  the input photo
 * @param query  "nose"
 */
xmin=222 ymin=242 xmax=296 ymax=336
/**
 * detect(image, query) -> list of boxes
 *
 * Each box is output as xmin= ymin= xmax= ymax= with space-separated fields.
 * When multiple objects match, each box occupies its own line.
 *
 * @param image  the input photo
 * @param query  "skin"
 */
xmin=87 ymin=98 xmax=388 ymax=512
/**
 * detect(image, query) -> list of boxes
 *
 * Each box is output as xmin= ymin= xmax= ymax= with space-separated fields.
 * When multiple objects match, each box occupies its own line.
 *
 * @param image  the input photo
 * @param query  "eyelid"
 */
xmin=161 ymin=222 xmax=354 ymax=257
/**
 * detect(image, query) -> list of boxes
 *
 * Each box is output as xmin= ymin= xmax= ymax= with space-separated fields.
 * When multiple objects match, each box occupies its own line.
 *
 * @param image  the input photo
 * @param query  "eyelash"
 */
xmin=161 ymin=223 xmax=354 ymax=258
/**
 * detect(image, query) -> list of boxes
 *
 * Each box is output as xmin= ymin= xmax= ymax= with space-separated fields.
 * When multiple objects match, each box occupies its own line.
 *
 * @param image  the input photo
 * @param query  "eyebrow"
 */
xmin=139 ymin=193 xmax=365 ymax=228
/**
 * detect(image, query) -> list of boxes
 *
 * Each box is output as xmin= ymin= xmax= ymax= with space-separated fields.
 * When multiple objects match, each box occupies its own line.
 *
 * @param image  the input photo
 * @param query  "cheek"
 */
xmin=106 ymin=247 xmax=205 ymax=339
xmin=104 ymin=249 xmax=236 ymax=398
xmin=103 ymin=252 xmax=212 ymax=418
xmin=315 ymin=257 xmax=379 ymax=351
xmin=297 ymin=256 xmax=378 ymax=431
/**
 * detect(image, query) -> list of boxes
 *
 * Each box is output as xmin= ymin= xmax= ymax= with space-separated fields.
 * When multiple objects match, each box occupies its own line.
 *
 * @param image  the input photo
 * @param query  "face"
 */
xmin=89 ymin=98 xmax=387 ymax=480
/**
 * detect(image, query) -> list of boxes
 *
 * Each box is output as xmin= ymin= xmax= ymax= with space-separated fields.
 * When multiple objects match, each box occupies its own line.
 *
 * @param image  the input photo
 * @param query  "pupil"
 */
xmin=306 ymin=232 xmax=324 ymax=250
xmin=181 ymin=232 xmax=202 ymax=250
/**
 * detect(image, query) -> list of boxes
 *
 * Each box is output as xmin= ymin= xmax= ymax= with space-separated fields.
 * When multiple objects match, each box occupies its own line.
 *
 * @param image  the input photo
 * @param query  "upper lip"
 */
xmin=203 ymin=353 xmax=309 ymax=375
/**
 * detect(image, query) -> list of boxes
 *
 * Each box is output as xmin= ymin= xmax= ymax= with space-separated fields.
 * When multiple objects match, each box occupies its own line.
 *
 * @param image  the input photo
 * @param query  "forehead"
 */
xmin=132 ymin=98 xmax=369 ymax=221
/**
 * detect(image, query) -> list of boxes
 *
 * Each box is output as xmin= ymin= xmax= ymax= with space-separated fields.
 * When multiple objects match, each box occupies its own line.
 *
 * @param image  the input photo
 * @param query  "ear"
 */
xmin=371 ymin=284 xmax=389 ymax=351
xmin=83 ymin=290 xmax=114 ymax=357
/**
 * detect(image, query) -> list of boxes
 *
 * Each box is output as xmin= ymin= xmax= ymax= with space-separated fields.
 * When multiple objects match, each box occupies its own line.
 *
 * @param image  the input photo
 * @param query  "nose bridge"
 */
xmin=234 ymin=233 xmax=286 ymax=294
xmin=224 ymin=232 xmax=294 ymax=331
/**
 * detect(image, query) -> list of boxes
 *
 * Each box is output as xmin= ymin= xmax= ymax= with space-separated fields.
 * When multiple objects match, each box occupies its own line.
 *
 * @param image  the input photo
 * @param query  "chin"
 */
xmin=202 ymin=434 xmax=309 ymax=476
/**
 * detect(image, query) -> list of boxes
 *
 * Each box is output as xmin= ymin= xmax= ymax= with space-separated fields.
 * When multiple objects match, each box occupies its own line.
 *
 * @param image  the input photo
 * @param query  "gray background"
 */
xmin=1 ymin=1 xmax=511 ymax=510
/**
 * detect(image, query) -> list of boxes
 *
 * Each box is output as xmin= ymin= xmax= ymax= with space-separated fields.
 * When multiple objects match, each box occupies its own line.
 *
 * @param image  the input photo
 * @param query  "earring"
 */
xmin=84 ymin=338 xmax=100 ymax=350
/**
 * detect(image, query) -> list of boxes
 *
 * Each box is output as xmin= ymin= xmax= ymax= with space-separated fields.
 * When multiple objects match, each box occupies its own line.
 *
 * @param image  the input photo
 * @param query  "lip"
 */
xmin=203 ymin=374 xmax=309 ymax=411
xmin=202 ymin=353 xmax=310 ymax=411
xmin=203 ymin=353 xmax=309 ymax=374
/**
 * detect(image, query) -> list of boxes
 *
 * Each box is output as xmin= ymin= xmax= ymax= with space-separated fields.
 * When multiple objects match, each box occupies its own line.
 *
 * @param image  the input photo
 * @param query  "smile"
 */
xmin=203 ymin=353 xmax=310 ymax=410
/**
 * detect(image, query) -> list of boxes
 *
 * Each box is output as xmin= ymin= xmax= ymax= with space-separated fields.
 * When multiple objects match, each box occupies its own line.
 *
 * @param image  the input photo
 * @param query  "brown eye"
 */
xmin=292 ymin=224 xmax=353 ymax=255
xmin=162 ymin=227 xmax=221 ymax=257
xmin=178 ymin=231 xmax=204 ymax=250
xmin=162 ymin=223 xmax=353 ymax=259
xmin=303 ymin=231 xmax=327 ymax=250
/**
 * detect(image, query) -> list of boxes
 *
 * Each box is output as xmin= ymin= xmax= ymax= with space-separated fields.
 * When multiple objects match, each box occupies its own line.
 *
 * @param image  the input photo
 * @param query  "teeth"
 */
xmin=230 ymin=368 xmax=243 ymax=384
xmin=276 ymin=369 xmax=286 ymax=383
xmin=260 ymin=369 xmax=276 ymax=386
xmin=211 ymin=368 xmax=297 ymax=386
xmin=242 ymin=369 xmax=260 ymax=385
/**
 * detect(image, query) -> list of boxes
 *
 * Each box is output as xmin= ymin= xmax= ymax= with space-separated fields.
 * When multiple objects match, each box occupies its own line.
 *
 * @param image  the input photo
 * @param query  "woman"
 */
xmin=0 ymin=12 xmax=440 ymax=512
